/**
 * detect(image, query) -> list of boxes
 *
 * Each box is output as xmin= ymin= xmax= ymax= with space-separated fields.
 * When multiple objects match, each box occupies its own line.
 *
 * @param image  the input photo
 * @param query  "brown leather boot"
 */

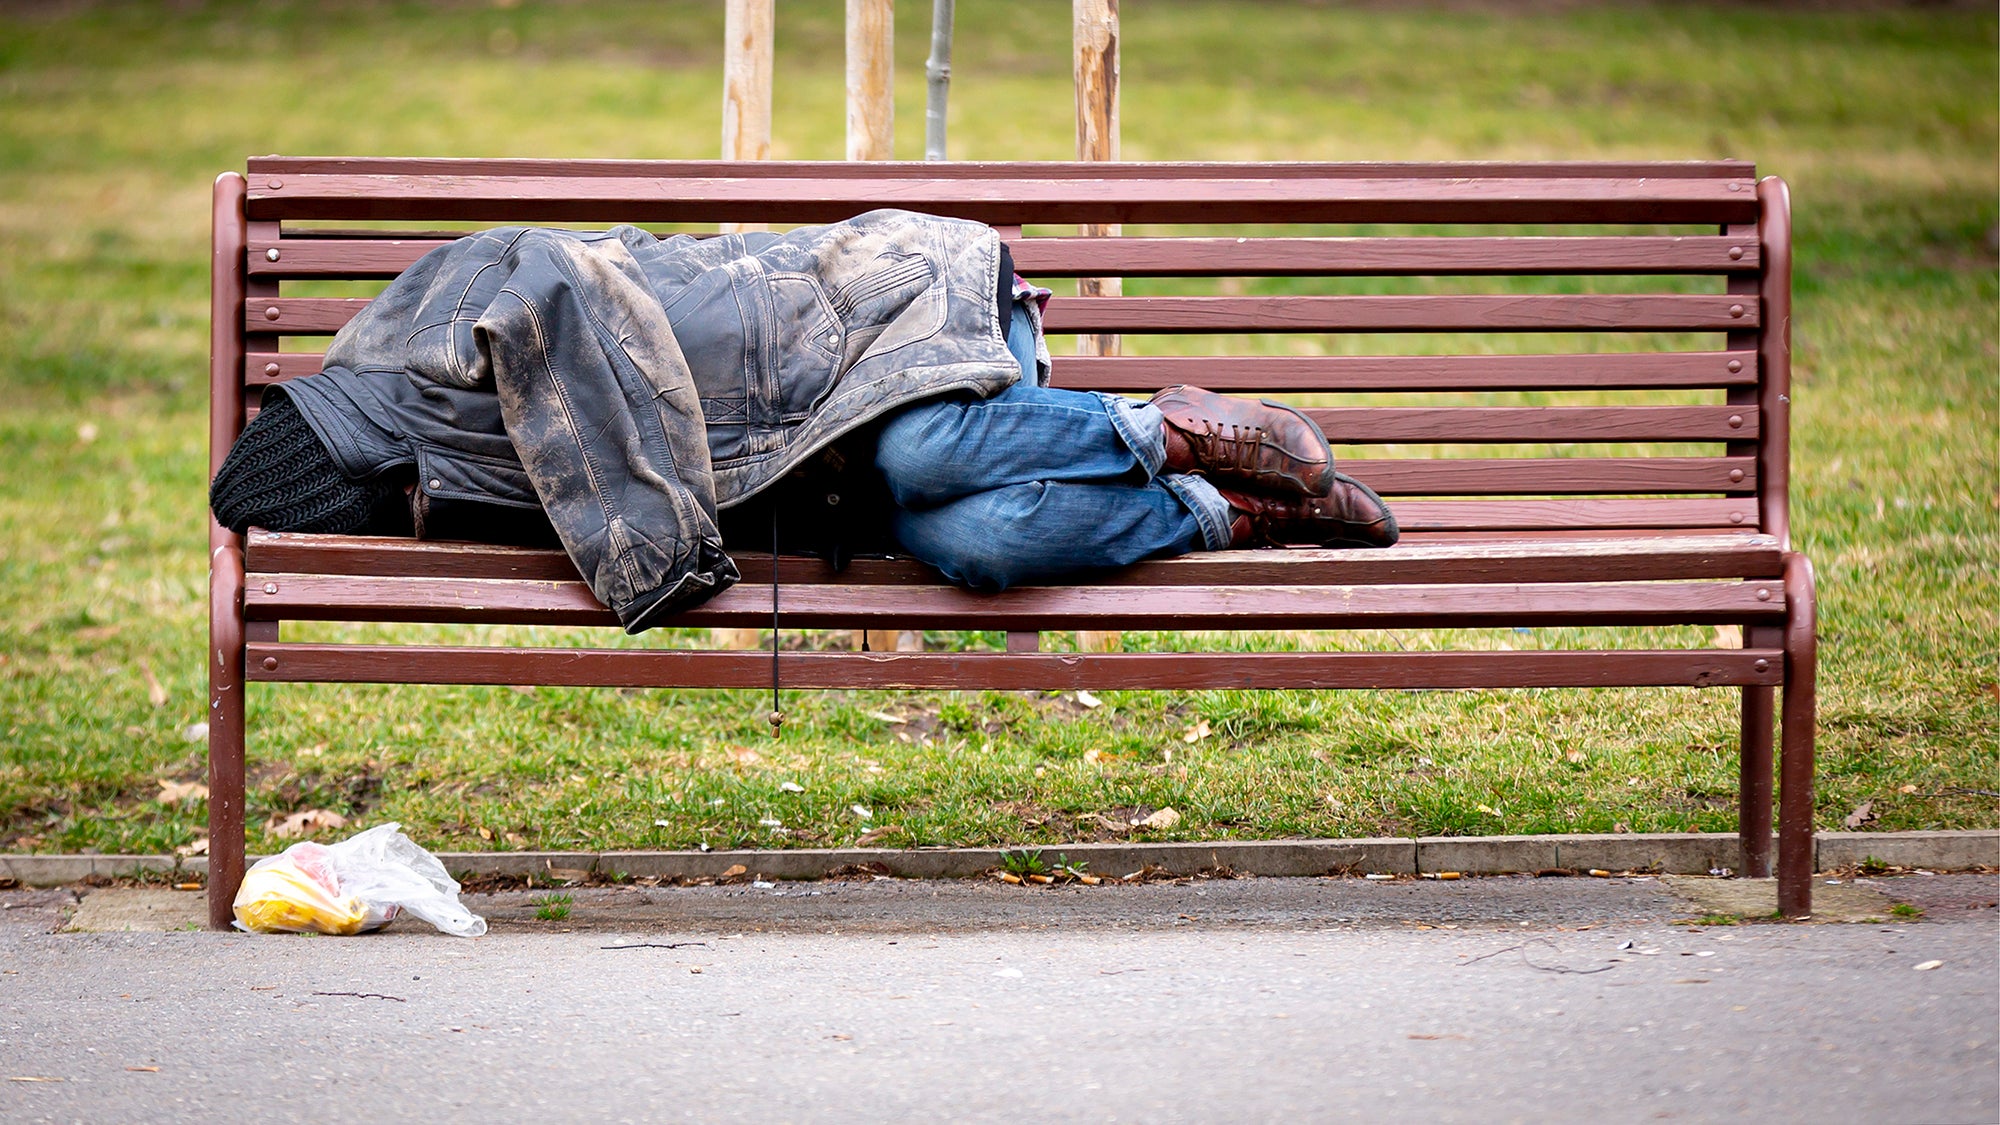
xmin=1220 ymin=473 xmax=1400 ymax=549
xmin=1152 ymin=385 xmax=1333 ymax=497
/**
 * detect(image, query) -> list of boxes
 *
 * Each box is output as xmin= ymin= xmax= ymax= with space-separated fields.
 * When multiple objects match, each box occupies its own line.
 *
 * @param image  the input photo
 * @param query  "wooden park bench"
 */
xmin=206 ymin=158 xmax=1816 ymax=928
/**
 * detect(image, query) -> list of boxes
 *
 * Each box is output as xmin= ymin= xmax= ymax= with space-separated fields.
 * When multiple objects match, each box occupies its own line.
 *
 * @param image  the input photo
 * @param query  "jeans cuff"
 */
xmin=1099 ymin=395 xmax=1166 ymax=477
xmin=1159 ymin=473 xmax=1236 ymax=551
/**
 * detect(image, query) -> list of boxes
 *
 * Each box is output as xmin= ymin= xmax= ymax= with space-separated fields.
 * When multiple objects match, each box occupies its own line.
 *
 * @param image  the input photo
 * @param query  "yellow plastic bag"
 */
xmin=232 ymin=843 xmax=374 ymax=935
xmin=231 ymin=824 xmax=485 ymax=937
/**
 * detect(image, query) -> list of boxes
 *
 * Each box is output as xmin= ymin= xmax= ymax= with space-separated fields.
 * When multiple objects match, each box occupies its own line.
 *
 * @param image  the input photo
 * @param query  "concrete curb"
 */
xmin=3 ymin=831 xmax=1993 ymax=888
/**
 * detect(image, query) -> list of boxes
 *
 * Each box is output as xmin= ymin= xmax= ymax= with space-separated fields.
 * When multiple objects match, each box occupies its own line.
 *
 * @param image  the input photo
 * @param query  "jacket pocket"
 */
xmin=765 ymin=271 xmax=844 ymax=417
xmin=831 ymin=253 xmax=934 ymax=321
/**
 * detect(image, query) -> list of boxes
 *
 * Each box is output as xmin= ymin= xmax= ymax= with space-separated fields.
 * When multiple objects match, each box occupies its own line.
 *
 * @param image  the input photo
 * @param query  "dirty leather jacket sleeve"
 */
xmin=467 ymin=230 xmax=737 ymax=631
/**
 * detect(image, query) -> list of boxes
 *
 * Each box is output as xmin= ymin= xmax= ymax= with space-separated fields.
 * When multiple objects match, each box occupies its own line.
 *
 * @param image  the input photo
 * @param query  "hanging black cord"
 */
xmin=768 ymin=503 xmax=783 ymax=738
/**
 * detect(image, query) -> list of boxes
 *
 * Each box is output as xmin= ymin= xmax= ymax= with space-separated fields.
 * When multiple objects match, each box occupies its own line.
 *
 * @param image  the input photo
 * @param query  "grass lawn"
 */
xmin=0 ymin=0 xmax=1993 ymax=858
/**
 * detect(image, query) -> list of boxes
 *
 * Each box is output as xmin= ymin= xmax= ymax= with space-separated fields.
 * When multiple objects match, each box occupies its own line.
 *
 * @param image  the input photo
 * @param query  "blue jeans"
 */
xmin=874 ymin=304 xmax=1233 ymax=590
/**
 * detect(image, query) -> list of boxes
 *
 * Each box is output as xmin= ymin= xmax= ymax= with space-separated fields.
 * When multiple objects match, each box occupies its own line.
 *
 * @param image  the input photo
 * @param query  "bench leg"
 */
xmin=1776 ymin=553 xmax=1818 ymax=917
xmin=206 ymin=533 xmax=248 ymax=931
xmin=1738 ymin=677 xmax=1775 ymax=879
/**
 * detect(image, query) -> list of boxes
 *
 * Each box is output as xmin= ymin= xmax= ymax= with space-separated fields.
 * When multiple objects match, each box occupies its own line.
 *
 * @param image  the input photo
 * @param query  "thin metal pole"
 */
xmin=924 ymin=0 xmax=955 ymax=161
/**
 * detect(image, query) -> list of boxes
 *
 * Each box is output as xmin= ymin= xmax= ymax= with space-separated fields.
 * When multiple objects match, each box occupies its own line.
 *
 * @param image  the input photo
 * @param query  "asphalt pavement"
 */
xmin=3 ymin=873 xmax=1994 ymax=1123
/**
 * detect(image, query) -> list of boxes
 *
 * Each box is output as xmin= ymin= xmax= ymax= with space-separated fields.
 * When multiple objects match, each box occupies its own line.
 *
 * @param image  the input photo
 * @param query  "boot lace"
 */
xmin=1189 ymin=420 xmax=1267 ymax=474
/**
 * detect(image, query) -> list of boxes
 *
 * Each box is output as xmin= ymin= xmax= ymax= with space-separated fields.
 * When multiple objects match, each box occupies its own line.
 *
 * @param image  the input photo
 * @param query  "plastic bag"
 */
xmin=232 ymin=822 xmax=487 ymax=937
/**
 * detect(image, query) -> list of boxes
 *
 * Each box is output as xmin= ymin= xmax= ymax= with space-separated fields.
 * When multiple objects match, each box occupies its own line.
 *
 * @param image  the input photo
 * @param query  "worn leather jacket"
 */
xmin=278 ymin=210 xmax=1022 ymax=632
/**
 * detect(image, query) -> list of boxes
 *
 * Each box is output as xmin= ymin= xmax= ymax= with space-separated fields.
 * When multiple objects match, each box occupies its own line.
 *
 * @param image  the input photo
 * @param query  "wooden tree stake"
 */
xmin=847 ymin=0 xmax=895 ymax=161
xmin=1074 ymin=0 xmax=1123 ymax=654
xmin=722 ymin=0 xmax=773 ymax=163
xmin=713 ymin=0 xmax=774 ymax=651
xmin=1073 ymin=0 xmax=1122 ymax=360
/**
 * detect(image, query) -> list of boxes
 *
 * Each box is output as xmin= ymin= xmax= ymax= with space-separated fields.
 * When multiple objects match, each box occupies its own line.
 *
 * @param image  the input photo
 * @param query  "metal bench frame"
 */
xmin=206 ymin=158 xmax=1817 ymax=929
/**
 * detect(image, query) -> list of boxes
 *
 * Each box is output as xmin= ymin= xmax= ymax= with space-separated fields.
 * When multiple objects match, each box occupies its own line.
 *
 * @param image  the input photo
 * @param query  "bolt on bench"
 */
xmin=207 ymin=158 xmax=1816 ymax=929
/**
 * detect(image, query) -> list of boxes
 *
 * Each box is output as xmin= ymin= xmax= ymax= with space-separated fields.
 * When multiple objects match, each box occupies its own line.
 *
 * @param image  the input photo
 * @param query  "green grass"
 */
xmin=0 ymin=0 xmax=1994 ymax=857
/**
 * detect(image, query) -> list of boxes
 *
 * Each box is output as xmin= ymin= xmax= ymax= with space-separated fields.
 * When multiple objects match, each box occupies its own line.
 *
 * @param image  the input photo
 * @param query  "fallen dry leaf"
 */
xmin=855 ymin=825 xmax=899 ymax=847
xmin=1712 ymin=623 xmax=1743 ymax=648
xmin=1843 ymin=800 xmax=1877 ymax=830
xmin=139 ymin=660 xmax=168 ymax=708
xmin=719 ymin=864 xmax=748 ymax=879
xmin=174 ymin=837 xmax=208 ymax=858
xmin=267 ymin=809 xmax=347 ymax=838
xmin=1138 ymin=807 xmax=1181 ymax=831
xmin=863 ymin=710 xmax=905 ymax=724
xmin=155 ymin=779 xmax=207 ymax=804
xmin=724 ymin=744 xmax=762 ymax=764
xmin=478 ymin=826 xmax=493 ymax=841
xmin=1082 ymin=748 xmax=1103 ymax=766
xmin=1898 ymin=784 xmax=1918 ymax=794
xmin=1073 ymin=690 xmax=1103 ymax=709
xmin=1182 ymin=719 xmax=1211 ymax=744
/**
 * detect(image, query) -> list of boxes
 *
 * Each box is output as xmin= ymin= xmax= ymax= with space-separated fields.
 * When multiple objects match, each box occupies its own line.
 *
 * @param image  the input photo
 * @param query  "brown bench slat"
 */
xmin=1039 ymin=295 xmax=1758 ymax=333
xmin=1017 ymin=236 xmax=1760 ymax=276
xmin=247 ymin=235 xmax=1761 ymax=279
xmin=243 ymin=298 xmax=365 ymax=334
xmin=248 ymin=293 xmax=1759 ymax=337
xmin=248 ymin=157 xmax=1757 ymax=180
xmin=247 ymin=643 xmax=1784 ymax=690
xmin=1340 ymin=457 xmax=1754 ymax=495
xmin=245 ymin=350 xmax=1758 ymax=391
xmin=245 ymin=531 xmax=1785 ymax=584
xmin=245 ymin=574 xmax=1784 ymax=630
xmin=250 ymin=238 xmax=445 ymax=278
xmin=1389 ymin=498 xmax=1753 ymax=530
xmin=1066 ymin=353 xmax=1756 ymax=392
xmin=246 ymin=175 xmax=1760 ymax=226
xmin=1053 ymin=353 xmax=1755 ymax=391
xmin=1308 ymin=406 xmax=1756 ymax=443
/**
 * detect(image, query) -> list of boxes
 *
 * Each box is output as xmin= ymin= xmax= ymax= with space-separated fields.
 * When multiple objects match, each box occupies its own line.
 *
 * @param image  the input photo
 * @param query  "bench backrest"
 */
xmin=213 ymin=158 xmax=1791 ymax=547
